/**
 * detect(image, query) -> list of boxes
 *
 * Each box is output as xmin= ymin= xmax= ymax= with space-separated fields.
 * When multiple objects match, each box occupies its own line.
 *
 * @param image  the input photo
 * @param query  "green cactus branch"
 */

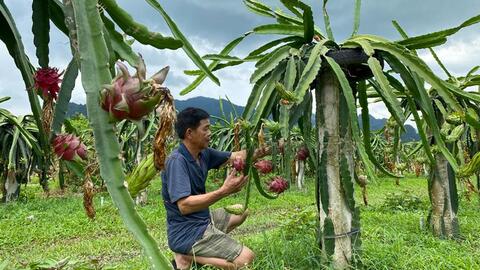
xmin=70 ymin=0 xmax=171 ymax=269
xmin=99 ymin=0 xmax=182 ymax=50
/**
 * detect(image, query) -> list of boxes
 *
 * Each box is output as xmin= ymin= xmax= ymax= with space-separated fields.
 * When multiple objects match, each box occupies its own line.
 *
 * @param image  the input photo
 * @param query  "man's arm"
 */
xmin=177 ymin=169 xmax=247 ymax=215
xmin=176 ymin=189 xmax=227 ymax=215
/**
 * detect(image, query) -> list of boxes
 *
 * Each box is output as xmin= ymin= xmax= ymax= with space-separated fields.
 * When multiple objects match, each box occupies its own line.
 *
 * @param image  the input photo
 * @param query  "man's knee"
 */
xmin=227 ymin=210 xmax=249 ymax=232
xmin=233 ymin=246 xmax=255 ymax=267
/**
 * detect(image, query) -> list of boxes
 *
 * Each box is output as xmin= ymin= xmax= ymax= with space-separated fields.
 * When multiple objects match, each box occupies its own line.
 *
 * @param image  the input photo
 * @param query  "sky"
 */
xmin=1 ymin=0 xmax=479 ymax=119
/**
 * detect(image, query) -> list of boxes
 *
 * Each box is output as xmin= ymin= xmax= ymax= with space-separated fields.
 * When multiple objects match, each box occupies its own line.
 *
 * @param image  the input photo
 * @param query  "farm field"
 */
xmin=2 ymin=175 xmax=479 ymax=270
xmin=2 ymin=0 xmax=480 ymax=269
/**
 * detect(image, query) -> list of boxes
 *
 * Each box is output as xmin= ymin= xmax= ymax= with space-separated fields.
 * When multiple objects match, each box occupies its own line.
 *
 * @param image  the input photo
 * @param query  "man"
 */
xmin=162 ymin=107 xmax=266 ymax=270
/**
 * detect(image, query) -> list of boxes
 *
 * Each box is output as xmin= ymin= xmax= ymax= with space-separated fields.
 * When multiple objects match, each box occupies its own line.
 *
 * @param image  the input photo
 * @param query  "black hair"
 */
xmin=175 ymin=107 xmax=210 ymax=139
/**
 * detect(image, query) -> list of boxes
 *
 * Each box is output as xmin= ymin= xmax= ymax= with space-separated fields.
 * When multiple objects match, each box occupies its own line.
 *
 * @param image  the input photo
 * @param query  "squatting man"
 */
xmin=162 ymin=107 xmax=270 ymax=270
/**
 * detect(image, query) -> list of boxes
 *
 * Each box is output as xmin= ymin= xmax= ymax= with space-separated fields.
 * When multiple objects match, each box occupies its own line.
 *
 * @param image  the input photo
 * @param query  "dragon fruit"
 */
xmin=100 ymin=56 xmax=169 ymax=121
xmin=254 ymin=159 xmax=273 ymax=174
xmin=34 ymin=67 xmax=63 ymax=99
xmin=52 ymin=134 xmax=87 ymax=161
xmin=296 ymin=146 xmax=309 ymax=161
xmin=268 ymin=176 xmax=288 ymax=194
xmin=233 ymin=157 xmax=245 ymax=171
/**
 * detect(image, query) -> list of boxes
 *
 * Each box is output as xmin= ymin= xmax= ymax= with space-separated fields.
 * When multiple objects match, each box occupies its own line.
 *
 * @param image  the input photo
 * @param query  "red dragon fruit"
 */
xmin=268 ymin=176 xmax=288 ymax=194
xmin=233 ymin=157 xmax=245 ymax=171
xmin=254 ymin=159 xmax=273 ymax=174
xmin=34 ymin=67 xmax=63 ymax=100
xmin=52 ymin=134 xmax=87 ymax=161
xmin=100 ymin=56 xmax=169 ymax=121
xmin=296 ymin=146 xmax=309 ymax=161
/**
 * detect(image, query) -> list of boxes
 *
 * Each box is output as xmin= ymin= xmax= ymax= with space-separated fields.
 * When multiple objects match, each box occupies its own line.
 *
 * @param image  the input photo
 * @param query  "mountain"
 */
xmin=402 ymin=125 xmax=420 ymax=141
xmin=67 ymin=97 xmax=244 ymax=119
xmin=358 ymin=116 xmax=419 ymax=142
xmin=175 ymin=97 xmax=244 ymax=119
xmin=66 ymin=102 xmax=88 ymax=118
xmin=67 ymin=97 xmax=419 ymax=141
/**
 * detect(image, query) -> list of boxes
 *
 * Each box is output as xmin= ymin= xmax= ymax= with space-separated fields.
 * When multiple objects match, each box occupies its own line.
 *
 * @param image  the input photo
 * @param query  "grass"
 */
xmin=1 ymin=174 xmax=480 ymax=269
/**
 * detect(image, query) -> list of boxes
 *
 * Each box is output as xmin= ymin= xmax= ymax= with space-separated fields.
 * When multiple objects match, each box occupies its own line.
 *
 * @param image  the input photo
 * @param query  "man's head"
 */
xmin=175 ymin=107 xmax=211 ymax=149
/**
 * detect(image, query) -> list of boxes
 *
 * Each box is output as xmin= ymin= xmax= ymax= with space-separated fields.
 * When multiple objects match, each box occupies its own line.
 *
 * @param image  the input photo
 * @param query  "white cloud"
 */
xmin=368 ymin=102 xmax=390 ymax=119
xmin=418 ymin=37 xmax=480 ymax=78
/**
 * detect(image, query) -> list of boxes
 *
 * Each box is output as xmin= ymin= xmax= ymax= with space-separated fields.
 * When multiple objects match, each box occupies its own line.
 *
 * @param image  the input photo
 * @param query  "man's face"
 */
xmin=186 ymin=119 xmax=211 ymax=149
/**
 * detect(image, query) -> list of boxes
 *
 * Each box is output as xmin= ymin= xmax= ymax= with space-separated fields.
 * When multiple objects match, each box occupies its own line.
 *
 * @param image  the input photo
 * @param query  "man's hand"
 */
xmin=230 ymin=145 xmax=271 ymax=165
xmin=220 ymin=169 xmax=248 ymax=195
xmin=176 ymin=170 xmax=247 ymax=215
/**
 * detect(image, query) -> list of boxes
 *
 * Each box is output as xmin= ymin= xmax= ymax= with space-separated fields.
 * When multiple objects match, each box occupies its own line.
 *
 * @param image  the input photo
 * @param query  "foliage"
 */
xmin=186 ymin=2 xmax=480 ymax=183
xmin=2 ymin=3 xmax=219 ymax=266
xmin=0 ymin=108 xmax=43 ymax=201
xmin=0 ymin=1 xmax=51 ymax=191
xmin=279 ymin=205 xmax=317 ymax=239
xmin=1 ymin=177 xmax=480 ymax=269
xmin=116 ymin=114 xmax=157 ymax=172
xmin=380 ymin=191 xmax=427 ymax=212
xmin=209 ymin=98 xmax=240 ymax=152
xmin=181 ymin=2 xmax=468 ymax=265
xmin=67 ymin=114 xmax=91 ymax=134
xmin=1 ymin=0 xmax=479 ymax=268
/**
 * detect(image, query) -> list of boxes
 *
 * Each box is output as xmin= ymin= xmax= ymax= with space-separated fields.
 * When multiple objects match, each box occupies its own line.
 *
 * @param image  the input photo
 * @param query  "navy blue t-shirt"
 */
xmin=162 ymin=143 xmax=231 ymax=254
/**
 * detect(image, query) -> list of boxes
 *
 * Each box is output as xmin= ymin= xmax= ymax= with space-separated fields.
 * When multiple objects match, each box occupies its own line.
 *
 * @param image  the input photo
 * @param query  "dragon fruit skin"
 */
xmin=254 ymin=159 xmax=273 ymax=174
xmin=233 ymin=157 xmax=245 ymax=172
xmin=296 ymin=146 xmax=310 ymax=161
xmin=268 ymin=176 xmax=288 ymax=194
xmin=52 ymin=134 xmax=87 ymax=161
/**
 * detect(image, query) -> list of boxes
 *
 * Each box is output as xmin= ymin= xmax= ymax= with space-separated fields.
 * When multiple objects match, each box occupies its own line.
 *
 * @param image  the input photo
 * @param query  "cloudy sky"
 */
xmin=1 ymin=0 xmax=479 ymax=118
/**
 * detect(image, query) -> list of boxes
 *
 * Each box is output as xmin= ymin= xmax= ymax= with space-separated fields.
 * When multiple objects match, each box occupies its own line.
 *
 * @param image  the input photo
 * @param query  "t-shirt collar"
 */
xmin=179 ymin=142 xmax=203 ymax=163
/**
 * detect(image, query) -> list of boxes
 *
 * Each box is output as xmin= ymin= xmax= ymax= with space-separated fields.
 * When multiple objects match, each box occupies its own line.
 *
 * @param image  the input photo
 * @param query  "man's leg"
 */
xmin=174 ymin=253 xmax=192 ymax=269
xmin=188 ymin=219 xmax=254 ymax=269
xmin=210 ymin=207 xmax=248 ymax=233
xmin=195 ymin=246 xmax=255 ymax=269
xmin=226 ymin=210 xmax=248 ymax=233
xmin=177 ymin=246 xmax=255 ymax=270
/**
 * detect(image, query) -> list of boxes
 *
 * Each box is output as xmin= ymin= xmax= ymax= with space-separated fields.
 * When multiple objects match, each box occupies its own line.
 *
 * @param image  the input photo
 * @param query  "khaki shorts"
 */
xmin=189 ymin=208 xmax=243 ymax=262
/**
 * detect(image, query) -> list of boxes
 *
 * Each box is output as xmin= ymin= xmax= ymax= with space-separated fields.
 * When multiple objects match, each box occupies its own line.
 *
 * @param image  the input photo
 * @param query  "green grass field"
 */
xmin=1 ymin=175 xmax=479 ymax=269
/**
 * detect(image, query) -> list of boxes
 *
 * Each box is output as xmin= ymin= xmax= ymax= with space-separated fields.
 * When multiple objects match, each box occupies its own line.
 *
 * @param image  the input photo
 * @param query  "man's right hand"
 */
xmin=220 ymin=169 xmax=248 ymax=195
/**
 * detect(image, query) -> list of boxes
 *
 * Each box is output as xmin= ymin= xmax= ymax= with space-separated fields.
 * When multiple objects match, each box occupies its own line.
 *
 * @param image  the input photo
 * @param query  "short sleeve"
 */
xmin=165 ymin=156 xmax=191 ymax=203
xmin=206 ymin=148 xmax=231 ymax=170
